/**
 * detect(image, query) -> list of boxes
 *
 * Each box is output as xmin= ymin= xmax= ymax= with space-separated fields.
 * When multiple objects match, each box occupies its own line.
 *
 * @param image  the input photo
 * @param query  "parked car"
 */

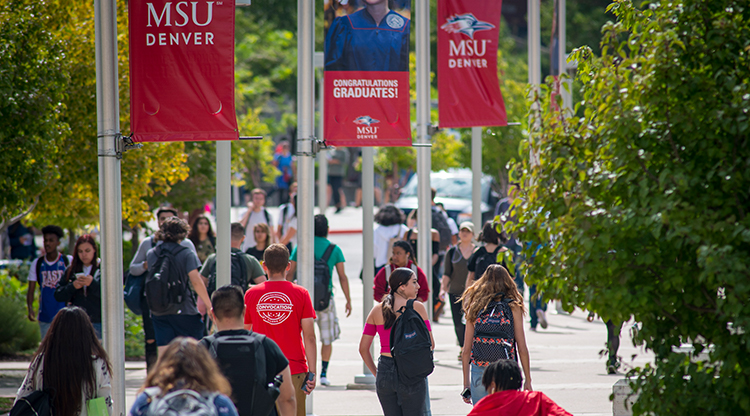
xmin=394 ymin=168 xmax=500 ymax=225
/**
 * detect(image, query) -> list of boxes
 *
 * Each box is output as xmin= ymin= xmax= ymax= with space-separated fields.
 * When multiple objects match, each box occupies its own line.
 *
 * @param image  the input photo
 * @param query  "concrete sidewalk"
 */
xmin=0 ymin=232 xmax=652 ymax=416
xmin=230 ymin=205 xmax=367 ymax=234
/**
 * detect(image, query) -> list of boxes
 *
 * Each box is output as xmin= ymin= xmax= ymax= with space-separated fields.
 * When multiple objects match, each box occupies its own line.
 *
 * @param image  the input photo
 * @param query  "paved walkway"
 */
xmin=0 ymin=212 xmax=653 ymax=416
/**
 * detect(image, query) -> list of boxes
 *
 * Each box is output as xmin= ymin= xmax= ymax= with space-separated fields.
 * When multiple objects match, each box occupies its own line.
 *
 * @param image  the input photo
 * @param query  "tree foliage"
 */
xmin=512 ymin=0 xmax=750 ymax=413
xmin=0 ymin=0 xmax=69 ymax=228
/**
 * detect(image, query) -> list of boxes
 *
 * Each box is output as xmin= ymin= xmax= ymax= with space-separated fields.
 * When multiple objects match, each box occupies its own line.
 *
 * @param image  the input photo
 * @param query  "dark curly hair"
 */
xmin=156 ymin=217 xmax=190 ymax=243
xmin=374 ymin=204 xmax=405 ymax=226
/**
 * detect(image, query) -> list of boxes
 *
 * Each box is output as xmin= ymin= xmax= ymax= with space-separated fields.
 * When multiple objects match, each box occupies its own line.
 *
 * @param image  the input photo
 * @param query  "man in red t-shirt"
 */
xmin=245 ymin=244 xmax=317 ymax=416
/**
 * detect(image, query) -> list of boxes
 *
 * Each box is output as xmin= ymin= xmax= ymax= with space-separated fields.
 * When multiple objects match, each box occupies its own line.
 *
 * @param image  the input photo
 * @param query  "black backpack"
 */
xmin=473 ymin=246 xmax=505 ymax=280
xmin=201 ymin=332 xmax=280 ymax=416
xmin=431 ymin=207 xmax=453 ymax=251
xmin=10 ymin=390 xmax=53 ymax=416
xmin=389 ymin=299 xmax=434 ymax=384
xmin=313 ymin=243 xmax=336 ymax=311
xmin=206 ymin=251 xmax=248 ymax=296
xmin=145 ymin=244 xmax=188 ymax=314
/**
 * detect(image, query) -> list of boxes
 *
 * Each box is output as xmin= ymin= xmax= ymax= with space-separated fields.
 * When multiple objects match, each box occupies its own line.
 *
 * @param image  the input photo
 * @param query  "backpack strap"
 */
xmin=62 ymin=254 xmax=69 ymax=267
xmin=263 ymin=209 xmax=271 ymax=226
xmin=35 ymin=256 xmax=43 ymax=283
xmin=321 ymin=243 xmax=336 ymax=263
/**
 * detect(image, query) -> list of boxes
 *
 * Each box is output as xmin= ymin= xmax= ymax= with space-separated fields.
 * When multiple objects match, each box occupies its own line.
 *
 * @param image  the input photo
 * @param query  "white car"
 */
xmin=394 ymin=168 xmax=499 ymax=225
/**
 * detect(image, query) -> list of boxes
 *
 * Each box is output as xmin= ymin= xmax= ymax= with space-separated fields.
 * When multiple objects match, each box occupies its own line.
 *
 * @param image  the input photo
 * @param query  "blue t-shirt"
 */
xmin=274 ymin=153 xmax=293 ymax=189
xmin=29 ymin=254 xmax=71 ymax=323
xmin=324 ymin=8 xmax=410 ymax=72
xmin=129 ymin=391 xmax=237 ymax=416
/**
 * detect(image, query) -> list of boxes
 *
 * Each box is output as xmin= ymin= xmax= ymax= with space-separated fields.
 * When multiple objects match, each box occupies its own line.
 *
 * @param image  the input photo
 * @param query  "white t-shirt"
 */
xmin=373 ymin=224 xmax=409 ymax=268
xmin=242 ymin=209 xmax=273 ymax=251
xmin=279 ymin=203 xmax=298 ymax=248
xmin=28 ymin=254 xmax=74 ymax=282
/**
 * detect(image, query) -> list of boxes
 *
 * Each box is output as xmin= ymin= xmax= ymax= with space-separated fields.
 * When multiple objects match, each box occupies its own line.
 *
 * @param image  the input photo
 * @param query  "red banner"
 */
xmin=323 ymin=3 xmax=412 ymax=147
xmin=129 ymin=0 xmax=238 ymax=142
xmin=437 ymin=0 xmax=507 ymax=128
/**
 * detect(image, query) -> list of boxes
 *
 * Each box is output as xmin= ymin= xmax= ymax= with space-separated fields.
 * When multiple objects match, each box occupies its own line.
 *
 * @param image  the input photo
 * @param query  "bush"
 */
xmin=0 ymin=270 xmax=40 ymax=354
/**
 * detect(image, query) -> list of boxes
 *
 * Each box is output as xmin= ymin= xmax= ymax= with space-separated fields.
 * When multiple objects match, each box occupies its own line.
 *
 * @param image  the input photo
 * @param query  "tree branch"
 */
xmin=653 ymin=298 xmax=682 ymax=325
xmin=0 ymin=196 xmax=40 ymax=235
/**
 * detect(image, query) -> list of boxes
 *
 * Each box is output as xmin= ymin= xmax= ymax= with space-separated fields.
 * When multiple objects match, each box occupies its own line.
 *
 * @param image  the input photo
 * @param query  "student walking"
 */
xmin=26 ymin=225 xmax=72 ymax=339
xmin=359 ymin=267 xmax=434 ymax=416
xmin=467 ymin=360 xmax=571 ymax=416
xmin=373 ymin=205 xmax=409 ymax=275
xmin=129 ymin=337 xmax=238 ymax=416
xmin=201 ymin=285 xmax=296 ymax=416
xmin=460 ymin=264 xmax=532 ymax=405
xmin=246 ymin=223 xmax=272 ymax=262
xmin=288 ymin=215 xmax=352 ymax=386
xmin=15 ymin=306 xmax=113 ymax=416
xmin=145 ymin=217 xmax=212 ymax=357
xmin=465 ymin=221 xmax=511 ymax=288
xmin=55 ymin=235 xmax=103 ymax=339
xmin=440 ymin=222 xmax=476 ymax=359
xmin=188 ymin=215 xmax=216 ymax=263
xmin=373 ymin=240 xmax=429 ymax=303
xmin=129 ymin=207 xmax=200 ymax=372
xmin=244 ymin=244 xmax=316 ymax=416
xmin=240 ymin=188 xmax=275 ymax=251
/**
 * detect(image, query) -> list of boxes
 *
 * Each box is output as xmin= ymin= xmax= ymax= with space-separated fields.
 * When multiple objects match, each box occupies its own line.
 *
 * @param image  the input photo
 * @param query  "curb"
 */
xmin=329 ymin=229 xmax=363 ymax=235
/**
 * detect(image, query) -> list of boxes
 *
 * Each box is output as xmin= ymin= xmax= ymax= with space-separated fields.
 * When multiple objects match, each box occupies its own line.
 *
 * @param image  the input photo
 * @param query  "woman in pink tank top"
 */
xmin=359 ymin=267 xmax=434 ymax=416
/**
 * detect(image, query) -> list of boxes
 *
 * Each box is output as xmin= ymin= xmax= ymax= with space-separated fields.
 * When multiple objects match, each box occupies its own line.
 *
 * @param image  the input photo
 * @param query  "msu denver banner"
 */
xmin=129 ymin=0 xmax=238 ymax=142
xmin=437 ymin=0 xmax=507 ymax=128
xmin=324 ymin=0 xmax=412 ymax=147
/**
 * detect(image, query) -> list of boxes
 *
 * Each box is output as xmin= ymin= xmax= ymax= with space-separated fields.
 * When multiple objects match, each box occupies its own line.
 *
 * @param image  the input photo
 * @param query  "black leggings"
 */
xmin=448 ymin=293 xmax=465 ymax=348
xmin=606 ymin=320 xmax=623 ymax=361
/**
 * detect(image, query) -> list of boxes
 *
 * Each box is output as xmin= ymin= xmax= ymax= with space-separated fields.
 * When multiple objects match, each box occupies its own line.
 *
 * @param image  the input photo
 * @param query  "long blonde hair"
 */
xmin=460 ymin=264 xmax=525 ymax=323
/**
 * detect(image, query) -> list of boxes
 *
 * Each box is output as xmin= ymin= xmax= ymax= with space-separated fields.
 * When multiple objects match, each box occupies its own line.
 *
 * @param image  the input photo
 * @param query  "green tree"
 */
xmin=512 ymin=0 xmax=750 ymax=414
xmin=0 ymin=0 xmax=69 ymax=230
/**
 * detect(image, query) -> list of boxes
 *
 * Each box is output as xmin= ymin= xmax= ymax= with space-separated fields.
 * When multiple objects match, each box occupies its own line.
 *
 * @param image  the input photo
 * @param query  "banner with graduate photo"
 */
xmin=324 ymin=0 xmax=412 ymax=147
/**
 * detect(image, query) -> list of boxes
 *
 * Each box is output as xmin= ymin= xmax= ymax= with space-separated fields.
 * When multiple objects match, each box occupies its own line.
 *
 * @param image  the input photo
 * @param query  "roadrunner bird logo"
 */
xmin=440 ymin=13 xmax=495 ymax=39
xmin=353 ymin=116 xmax=380 ymax=126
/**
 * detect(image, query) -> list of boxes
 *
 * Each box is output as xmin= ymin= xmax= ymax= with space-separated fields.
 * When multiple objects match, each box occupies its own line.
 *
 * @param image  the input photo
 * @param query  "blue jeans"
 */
xmin=529 ymin=284 xmax=547 ymax=329
xmin=470 ymin=363 xmax=488 ymax=405
xmin=39 ymin=321 xmax=52 ymax=340
xmin=376 ymin=356 xmax=427 ymax=416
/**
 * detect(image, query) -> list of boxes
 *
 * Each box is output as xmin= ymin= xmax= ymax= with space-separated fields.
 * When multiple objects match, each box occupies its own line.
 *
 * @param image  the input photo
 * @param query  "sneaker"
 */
xmin=606 ymin=357 xmax=621 ymax=375
xmin=320 ymin=376 xmax=331 ymax=386
xmin=529 ymin=325 xmax=537 ymax=332
xmin=536 ymin=309 xmax=548 ymax=329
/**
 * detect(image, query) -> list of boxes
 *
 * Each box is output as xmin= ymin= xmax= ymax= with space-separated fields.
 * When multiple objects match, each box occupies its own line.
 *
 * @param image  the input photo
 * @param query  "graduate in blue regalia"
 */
xmin=325 ymin=0 xmax=410 ymax=72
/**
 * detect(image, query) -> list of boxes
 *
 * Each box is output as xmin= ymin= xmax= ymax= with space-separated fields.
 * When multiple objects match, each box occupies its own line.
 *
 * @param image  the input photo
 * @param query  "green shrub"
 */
xmin=124 ymin=307 xmax=144 ymax=358
xmin=0 ymin=270 xmax=40 ymax=354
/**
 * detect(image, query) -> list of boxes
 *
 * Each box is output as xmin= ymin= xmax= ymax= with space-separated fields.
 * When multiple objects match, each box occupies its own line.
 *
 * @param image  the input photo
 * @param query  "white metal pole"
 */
xmin=471 ymin=127 xmax=482 ymax=232
xmin=216 ymin=141 xmax=231 ymax=289
xmin=558 ymin=0 xmax=571 ymax=113
xmin=528 ymin=0 xmax=541 ymax=87
xmin=298 ymin=0 xmax=315 ymax=413
xmin=528 ymin=0 xmax=541 ymax=167
xmin=416 ymin=0 xmax=432 ymax=319
xmin=355 ymin=147 xmax=376 ymax=384
xmin=94 ymin=0 xmax=125 ymax=414
xmin=317 ymin=69 xmax=328 ymax=213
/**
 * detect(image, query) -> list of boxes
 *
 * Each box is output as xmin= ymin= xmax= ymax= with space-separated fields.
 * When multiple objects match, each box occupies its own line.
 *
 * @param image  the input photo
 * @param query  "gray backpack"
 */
xmin=144 ymin=387 xmax=219 ymax=416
